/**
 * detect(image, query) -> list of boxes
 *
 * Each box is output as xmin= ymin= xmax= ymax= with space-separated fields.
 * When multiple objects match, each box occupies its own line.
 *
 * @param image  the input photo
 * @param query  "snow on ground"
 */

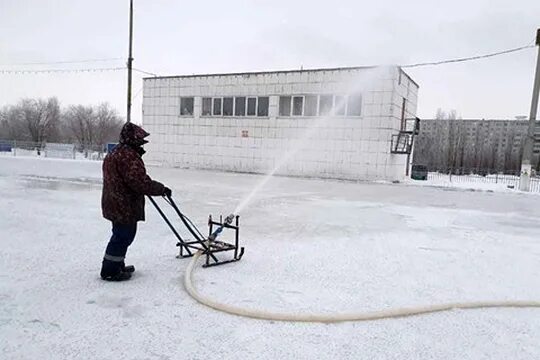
xmin=1 ymin=156 xmax=539 ymax=360
xmin=404 ymin=174 xmax=534 ymax=194
xmin=405 ymin=171 xmax=540 ymax=195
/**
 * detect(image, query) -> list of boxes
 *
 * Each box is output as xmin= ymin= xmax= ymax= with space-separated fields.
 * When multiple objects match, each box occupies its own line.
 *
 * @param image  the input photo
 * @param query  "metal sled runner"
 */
xmin=148 ymin=195 xmax=245 ymax=267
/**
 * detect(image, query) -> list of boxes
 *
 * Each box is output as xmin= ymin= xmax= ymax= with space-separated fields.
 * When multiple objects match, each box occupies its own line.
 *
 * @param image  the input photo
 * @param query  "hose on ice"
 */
xmin=184 ymin=251 xmax=540 ymax=323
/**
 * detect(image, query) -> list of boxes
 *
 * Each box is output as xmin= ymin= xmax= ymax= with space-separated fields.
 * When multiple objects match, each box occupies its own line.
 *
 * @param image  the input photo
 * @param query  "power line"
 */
xmin=1 ymin=57 xmax=124 ymax=66
xmin=0 ymin=65 xmax=159 ymax=76
xmin=401 ymin=44 xmax=535 ymax=68
xmin=0 ymin=42 xmax=536 ymax=75
xmin=0 ymin=67 xmax=126 ymax=74
xmin=132 ymin=86 xmax=144 ymax=100
xmin=132 ymin=67 xmax=157 ymax=76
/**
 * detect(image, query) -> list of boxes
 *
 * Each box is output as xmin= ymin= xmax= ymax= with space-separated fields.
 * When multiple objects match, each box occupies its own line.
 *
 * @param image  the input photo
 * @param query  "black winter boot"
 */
xmin=102 ymin=271 xmax=132 ymax=282
xmin=101 ymin=259 xmax=131 ymax=281
xmin=122 ymin=264 xmax=135 ymax=273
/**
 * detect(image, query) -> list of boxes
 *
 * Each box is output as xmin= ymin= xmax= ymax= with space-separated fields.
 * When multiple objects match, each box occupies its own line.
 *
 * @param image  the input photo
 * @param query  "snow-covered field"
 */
xmin=1 ymin=156 xmax=539 ymax=360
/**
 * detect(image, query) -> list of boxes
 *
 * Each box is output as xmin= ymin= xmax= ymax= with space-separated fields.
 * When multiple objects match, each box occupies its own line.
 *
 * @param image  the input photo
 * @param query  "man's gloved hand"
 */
xmin=163 ymin=187 xmax=172 ymax=197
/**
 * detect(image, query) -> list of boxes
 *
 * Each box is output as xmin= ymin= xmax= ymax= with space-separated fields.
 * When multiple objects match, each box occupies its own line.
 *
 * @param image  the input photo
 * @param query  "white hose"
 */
xmin=184 ymin=251 xmax=540 ymax=323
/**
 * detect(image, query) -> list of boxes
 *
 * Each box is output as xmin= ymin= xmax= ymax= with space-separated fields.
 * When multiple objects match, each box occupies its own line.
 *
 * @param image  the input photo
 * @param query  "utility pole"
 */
xmin=126 ymin=0 xmax=134 ymax=123
xmin=519 ymin=28 xmax=540 ymax=191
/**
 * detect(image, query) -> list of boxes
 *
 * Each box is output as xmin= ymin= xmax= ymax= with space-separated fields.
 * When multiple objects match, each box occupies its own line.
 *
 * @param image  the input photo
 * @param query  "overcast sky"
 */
xmin=1 ymin=0 xmax=539 ymax=123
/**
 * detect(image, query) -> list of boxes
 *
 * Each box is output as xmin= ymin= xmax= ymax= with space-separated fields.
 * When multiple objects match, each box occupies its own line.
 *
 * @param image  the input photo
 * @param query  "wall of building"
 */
xmin=142 ymin=66 xmax=419 ymax=181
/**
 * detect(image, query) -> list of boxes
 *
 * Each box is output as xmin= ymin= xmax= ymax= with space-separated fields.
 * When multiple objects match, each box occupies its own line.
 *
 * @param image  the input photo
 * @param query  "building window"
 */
xmin=347 ymin=94 xmax=362 ymax=116
xmin=180 ymin=97 xmax=194 ymax=116
xmin=279 ymin=96 xmax=291 ymax=116
xmin=223 ymin=97 xmax=234 ymax=116
xmin=202 ymin=97 xmax=212 ymax=116
xmin=213 ymin=98 xmax=222 ymax=116
xmin=258 ymin=97 xmax=269 ymax=117
xmin=292 ymin=96 xmax=304 ymax=116
xmin=202 ymin=96 xmax=268 ymax=117
xmin=235 ymin=97 xmax=246 ymax=116
xmin=304 ymin=95 xmax=318 ymax=116
xmin=319 ymin=95 xmax=333 ymax=116
xmin=334 ymin=95 xmax=346 ymax=116
xmin=247 ymin=97 xmax=257 ymax=116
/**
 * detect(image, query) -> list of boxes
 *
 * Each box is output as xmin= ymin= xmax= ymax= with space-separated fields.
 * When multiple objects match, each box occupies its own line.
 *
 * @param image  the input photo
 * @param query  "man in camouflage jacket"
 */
xmin=100 ymin=122 xmax=171 ymax=281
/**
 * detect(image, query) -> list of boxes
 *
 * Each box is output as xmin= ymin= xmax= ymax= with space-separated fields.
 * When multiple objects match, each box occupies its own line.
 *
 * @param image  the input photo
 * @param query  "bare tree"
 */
xmin=0 ymin=105 xmax=24 ymax=140
xmin=435 ymin=108 xmax=447 ymax=121
xmin=94 ymin=103 xmax=123 ymax=147
xmin=19 ymin=98 xmax=61 ymax=145
xmin=447 ymin=120 xmax=465 ymax=173
xmin=63 ymin=103 xmax=124 ymax=156
xmin=438 ymin=110 xmax=463 ymax=173
xmin=64 ymin=105 xmax=94 ymax=151
xmin=1 ymin=97 xmax=125 ymax=156
xmin=415 ymin=112 xmax=534 ymax=175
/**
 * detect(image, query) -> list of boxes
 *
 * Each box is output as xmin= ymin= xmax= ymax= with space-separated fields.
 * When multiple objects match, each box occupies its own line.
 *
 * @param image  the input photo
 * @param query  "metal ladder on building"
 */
xmin=391 ymin=117 xmax=421 ymax=154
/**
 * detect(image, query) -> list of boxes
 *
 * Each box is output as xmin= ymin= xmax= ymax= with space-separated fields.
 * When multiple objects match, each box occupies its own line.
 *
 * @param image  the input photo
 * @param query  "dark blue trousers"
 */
xmin=100 ymin=222 xmax=137 ymax=277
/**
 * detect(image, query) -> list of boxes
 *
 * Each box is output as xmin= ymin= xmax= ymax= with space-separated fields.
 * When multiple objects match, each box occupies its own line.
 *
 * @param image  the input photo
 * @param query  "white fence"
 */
xmin=0 ymin=140 xmax=107 ymax=161
xmin=426 ymin=171 xmax=540 ymax=193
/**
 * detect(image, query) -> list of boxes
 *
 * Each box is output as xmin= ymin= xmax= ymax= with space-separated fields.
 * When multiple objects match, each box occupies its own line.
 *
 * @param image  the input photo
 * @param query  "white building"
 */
xmin=142 ymin=65 xmax=419 ymax=181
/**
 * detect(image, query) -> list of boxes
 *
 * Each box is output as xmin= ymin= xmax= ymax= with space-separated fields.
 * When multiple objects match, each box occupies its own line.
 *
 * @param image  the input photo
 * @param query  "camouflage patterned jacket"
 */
xmin=101 ymin=123 xmax=165 ymax=224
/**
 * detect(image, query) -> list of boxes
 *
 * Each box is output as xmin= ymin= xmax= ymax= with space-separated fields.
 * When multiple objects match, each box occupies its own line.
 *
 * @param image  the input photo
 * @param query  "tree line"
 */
xmin=414 ymin=109 xmax=539 ymax=174
xmin=0 ymin=97 xmax=124 ymax=150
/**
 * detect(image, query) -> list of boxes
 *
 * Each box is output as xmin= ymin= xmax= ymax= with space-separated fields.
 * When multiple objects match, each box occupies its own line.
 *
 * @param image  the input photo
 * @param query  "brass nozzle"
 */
xmin=224 ymin=213 xmax=235 ymax=225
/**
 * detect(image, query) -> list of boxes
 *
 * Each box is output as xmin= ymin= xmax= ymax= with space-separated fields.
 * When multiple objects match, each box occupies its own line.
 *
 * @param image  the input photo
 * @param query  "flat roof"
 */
xmin=143 ymin=65 xmax=419 ymax=88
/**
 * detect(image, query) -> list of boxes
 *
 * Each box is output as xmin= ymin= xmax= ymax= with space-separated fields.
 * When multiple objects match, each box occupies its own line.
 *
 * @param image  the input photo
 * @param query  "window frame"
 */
xmin=279 ymin=96 xmax=292 ymax=117
xmin=246 ymin=96 xmax=258 ymax=116
xmin=303 ymin=95 xmax=319 ymax=117
xmin=200 ymin=94 xmax=362 ymax=118
xmin=234 ymin=97 xmax=246 ymax=116
xmin=201 ymin=97 xmax=212 ymax=116
xmin=318 ymin=94 xmax=334 ymax=116
xmin=257 ymin=96 xmax=269 ymax=117
xmin=346 ymin=94 xmax=362 ymax=116
xmin=201 ymin=96 xmax=269 ymax=117
xmin=223 ymin=97 xmax=234 ymax=116
xmin=179 ymin=97 xmax=195 ymax=116
xmin=333 ymin=95 xmax=347 ymax=116
xmin=291 ymin=96 xmax=305 ymax=117
xmin=212 ymin=97 xmax=223 ymax=116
